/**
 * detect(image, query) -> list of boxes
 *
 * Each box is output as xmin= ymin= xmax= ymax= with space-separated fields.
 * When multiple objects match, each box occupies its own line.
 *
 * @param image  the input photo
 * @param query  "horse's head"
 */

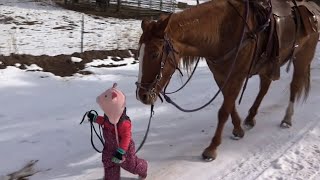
xmin=136 ymin=15 xmax=180 ymax=105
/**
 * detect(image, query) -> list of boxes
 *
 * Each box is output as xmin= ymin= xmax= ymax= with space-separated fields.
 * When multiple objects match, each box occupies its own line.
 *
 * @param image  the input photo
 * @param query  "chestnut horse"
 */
xmin=135 ymin=0 xmax=319 ymax=161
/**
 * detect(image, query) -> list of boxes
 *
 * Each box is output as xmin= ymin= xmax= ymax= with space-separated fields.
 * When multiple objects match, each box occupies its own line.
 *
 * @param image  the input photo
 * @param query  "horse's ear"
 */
xmin=158 ymin=14 xmax=170 ymax=21
xmin=156 ymin=13 xmax=171 ymax=33
xmin=141 ymin=19 xmax=151 ymax=32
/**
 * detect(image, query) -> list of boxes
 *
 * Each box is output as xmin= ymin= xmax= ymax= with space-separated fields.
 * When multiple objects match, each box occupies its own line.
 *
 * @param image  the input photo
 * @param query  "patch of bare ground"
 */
xmin=0 ymin=49 xmax=138 ymax=77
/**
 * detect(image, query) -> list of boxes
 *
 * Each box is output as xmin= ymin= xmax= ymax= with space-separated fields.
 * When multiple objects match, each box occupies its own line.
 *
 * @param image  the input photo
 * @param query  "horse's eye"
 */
xmin=105 ymin=95 xmax=108 ymax=98
xmin=152 ymin=53 xmax=159 ymax=59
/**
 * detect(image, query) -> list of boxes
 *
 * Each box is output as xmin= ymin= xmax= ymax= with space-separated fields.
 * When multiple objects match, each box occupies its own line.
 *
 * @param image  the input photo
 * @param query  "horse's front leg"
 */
xmin=202 ymin=101 xmax=231 ymax=161
xmin=231 ymin=107 xmax=245 ymax=139
xmin=202 ymin=79 xmax=244 ymax=161
xmin=244 ymin=74 xmax=272 ymax=128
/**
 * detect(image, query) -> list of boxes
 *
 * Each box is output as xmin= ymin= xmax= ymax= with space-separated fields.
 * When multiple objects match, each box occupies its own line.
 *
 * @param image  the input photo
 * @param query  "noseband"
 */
xmin=135 ymin=34 xmax=182 ymax=102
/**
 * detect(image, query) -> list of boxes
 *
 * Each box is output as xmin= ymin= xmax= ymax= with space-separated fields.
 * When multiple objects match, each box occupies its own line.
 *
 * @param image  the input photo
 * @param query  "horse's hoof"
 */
xmin=280 ymin=121 xmax=292 ymax=128
xmin=202 ymin=155 xmax=215 ymax=162
xmin=202 ymin=148 xmax=217 ymax=162
xmin=244 ymin=118 xmax=256 ymax=128
xmin=244 ymin=124 xmax=254 ymax=130
xmin=230 ymin=135 xmax=242 ymax=140
xmin=232 ymin=128 xmax=245 ymax=140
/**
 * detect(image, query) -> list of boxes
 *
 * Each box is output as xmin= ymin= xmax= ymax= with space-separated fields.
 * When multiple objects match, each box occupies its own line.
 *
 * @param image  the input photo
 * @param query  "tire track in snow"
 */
xmin=212 ymin=47 xmax=320 ymax=180
xmin=216 ymin=115 xmax=320 ymax=180
xmin=214 ymin=59 xmax=320 ymax=180
xmin=256 ymin=124 xmax=320 ymax=180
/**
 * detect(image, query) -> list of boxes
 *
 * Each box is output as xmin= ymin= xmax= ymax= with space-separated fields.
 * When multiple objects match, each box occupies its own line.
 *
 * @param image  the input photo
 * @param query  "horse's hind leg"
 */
xmin=244 ymin=74 xmax=272 ymax=128
xmin=281 ymin=34 xmax=318 ymax=128
xmin=280 ymin=59 xmax=313 ymax=128
xmin=280 ymin=64 xmax=306 ymax=128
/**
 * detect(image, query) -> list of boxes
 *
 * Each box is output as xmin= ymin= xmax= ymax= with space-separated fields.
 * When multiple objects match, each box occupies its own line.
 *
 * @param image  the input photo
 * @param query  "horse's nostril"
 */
xmin=142 ymin=94 xmax=148 ymax=101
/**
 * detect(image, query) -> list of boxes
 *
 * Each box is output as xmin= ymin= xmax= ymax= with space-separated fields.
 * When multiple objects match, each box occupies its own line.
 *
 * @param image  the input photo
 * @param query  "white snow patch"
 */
xmin=25 ymin=64 xmax=43 ymax=71
xmin=86 ymin=57 xmax=135 ymax=67
xmin=14 ymin=63 xmax=21 ymax=67
xmin=71 ymin=57 xmax=82 ymax=63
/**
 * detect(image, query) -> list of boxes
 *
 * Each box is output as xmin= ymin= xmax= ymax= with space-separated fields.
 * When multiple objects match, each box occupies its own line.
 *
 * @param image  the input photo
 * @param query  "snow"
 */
xmin=86 ymin=57 xmax=135 ymax=67
xmin=71 ymin=57 xmax=83 ymax=63
xmin=14 ymin=63 xmax=21 ymax=67
xmin=177 ymin=0 xmax=210 ymax=5
xmin=25 ymin=64 xmax=43 ymax=71
xmin=0 ymin=0 xmax=141 ymax=56
xmin=1 ymin=1 xmax=320 ymax=180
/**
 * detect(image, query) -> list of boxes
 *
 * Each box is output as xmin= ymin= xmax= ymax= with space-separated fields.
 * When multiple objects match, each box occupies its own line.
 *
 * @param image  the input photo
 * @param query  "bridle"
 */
xmin=135 ymin=34 xmax=183 ymax=103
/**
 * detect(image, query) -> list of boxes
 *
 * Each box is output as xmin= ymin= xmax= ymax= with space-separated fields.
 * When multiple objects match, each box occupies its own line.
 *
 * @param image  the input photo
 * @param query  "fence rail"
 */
xmin=95 ymin=0 xmax=177 ymax=12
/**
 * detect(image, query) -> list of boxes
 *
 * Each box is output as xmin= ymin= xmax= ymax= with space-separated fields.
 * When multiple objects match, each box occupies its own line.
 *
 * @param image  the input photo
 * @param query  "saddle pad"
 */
xmin=297 ymin=1 xmax=320 ymax=32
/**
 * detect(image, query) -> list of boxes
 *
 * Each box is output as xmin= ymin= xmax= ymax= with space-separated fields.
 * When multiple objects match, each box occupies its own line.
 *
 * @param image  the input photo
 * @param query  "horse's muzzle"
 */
xmin=135 ymin=82 xmax=157 ymax=105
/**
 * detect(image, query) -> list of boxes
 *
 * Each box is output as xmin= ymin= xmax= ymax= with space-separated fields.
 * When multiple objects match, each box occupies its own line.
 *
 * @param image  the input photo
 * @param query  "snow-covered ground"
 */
xmin=0 ymin=0 xmax=141 ymax=56
xmin=1 ymin=1 xmax=320 ymax=180
xmin=177 ymin=0 xmax=209 ymax=5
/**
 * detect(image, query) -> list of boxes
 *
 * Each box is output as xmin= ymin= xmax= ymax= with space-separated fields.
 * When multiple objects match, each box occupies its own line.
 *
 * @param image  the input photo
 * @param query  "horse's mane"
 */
xmin=165 ymin=0 xmax=226 ymax=72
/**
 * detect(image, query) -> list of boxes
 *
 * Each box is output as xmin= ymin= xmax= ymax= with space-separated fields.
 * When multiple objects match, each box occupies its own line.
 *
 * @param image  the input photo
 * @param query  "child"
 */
xmin=87 ymin=83 xmax=148 ymax=180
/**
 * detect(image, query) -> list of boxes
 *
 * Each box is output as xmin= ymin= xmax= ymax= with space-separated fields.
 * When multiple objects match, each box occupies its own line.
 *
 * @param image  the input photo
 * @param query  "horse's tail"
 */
xmin=297 ymin=64 xmax=311 ymax=101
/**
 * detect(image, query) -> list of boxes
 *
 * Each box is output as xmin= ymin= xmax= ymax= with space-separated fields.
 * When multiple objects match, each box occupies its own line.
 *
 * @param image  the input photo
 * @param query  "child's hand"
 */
xmin=87 ymin=111 xmax=97 ymax=122
xmin=111 ymin=148 xmax=126 ymax=164
xmin=111 ymin=156 xmax=125 ymax=164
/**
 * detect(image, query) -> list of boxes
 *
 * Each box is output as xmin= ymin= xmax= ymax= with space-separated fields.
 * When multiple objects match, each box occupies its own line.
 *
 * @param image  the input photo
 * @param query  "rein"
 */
xmin=161 ymin=0 xmax=250 ymax=112
xmin=135 ymin=105 xmax=154 ymax=153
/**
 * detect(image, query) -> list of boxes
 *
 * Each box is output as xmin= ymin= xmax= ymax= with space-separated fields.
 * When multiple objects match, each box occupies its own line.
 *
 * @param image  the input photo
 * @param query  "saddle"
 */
xmin=254 ymin=0 xmax=320 ymax=80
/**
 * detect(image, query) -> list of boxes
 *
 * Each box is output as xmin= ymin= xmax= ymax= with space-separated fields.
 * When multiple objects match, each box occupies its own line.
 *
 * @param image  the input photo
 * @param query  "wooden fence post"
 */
xmin=81 ymin=15 xmax=84 ymax=53
xmin=116 ymin=0 xmax=121 ymax=12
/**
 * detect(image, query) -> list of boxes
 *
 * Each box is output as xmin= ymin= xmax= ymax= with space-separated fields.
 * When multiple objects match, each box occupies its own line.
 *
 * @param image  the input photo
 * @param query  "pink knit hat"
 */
xmin=96 ymin=83 xmax=126 ymax=125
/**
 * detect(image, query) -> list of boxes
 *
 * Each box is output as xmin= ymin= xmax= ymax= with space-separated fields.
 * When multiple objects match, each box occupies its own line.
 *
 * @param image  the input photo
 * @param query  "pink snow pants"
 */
xmin=102 ymin=127 xmax=147 ymax=180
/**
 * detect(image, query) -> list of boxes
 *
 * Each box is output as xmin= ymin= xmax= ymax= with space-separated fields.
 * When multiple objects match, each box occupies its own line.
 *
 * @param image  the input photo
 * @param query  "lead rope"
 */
xmin=80 ymin=110 xmax=105 ymax=153
xmin=135 ymin=105 xmax=154 ymax=154
xmin=164 ymin=57 xmax=200 ymax=95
